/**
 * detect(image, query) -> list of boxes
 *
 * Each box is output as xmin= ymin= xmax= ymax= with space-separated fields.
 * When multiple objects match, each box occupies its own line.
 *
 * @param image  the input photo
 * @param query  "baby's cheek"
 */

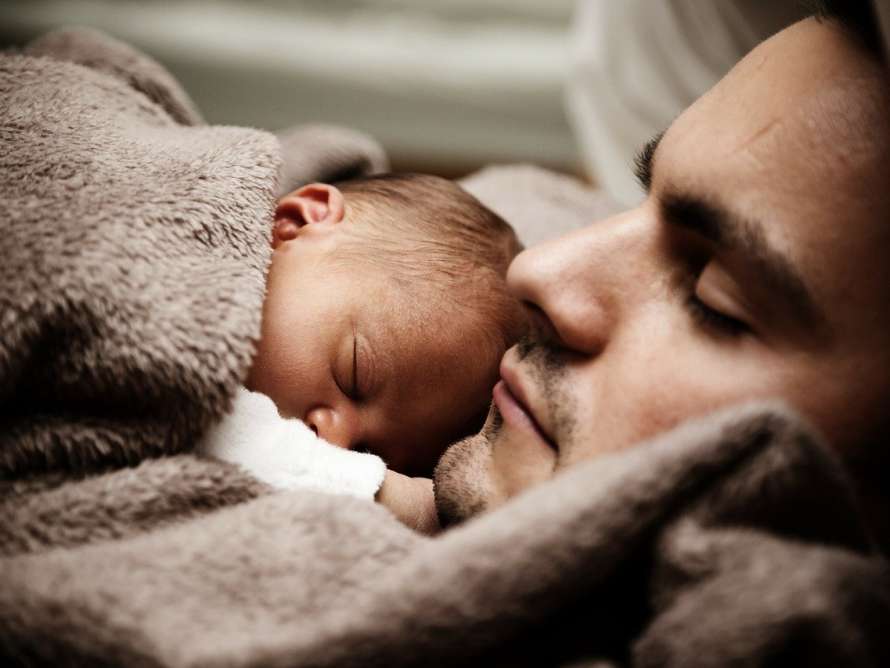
xmin=242 ymin=335 xmax=296 ymax=415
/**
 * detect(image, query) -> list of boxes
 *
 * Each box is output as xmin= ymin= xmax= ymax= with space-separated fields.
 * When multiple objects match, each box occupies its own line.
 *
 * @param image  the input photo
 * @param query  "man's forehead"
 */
xmin=677 ymin=22 xmax=884 ymax=160
xmin=662 ymin=17 xmax=889 ymax=228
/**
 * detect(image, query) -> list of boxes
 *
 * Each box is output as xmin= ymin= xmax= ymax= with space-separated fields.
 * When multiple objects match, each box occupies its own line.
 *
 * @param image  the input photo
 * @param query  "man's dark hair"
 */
xmin=806 ymin=0 xmax=886 ymax=63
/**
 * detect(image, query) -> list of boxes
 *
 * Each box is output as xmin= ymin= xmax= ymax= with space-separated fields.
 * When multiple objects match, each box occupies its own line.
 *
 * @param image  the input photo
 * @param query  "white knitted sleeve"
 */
xmin=196 ymin=387 xmax=386 ymax=499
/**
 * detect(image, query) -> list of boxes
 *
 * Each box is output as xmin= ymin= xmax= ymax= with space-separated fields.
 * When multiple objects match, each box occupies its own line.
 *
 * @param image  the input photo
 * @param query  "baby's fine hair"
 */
xmin=334 ymin=172 xmax=527 ymax=353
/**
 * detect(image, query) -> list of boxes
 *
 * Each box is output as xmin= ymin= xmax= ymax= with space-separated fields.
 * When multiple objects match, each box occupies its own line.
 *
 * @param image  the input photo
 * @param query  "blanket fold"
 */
xmin=3 ymin=403 xmax=889 ymax=666
xmin=0 ymin=27 xmax=386 ymax=479
xmin=1 ymin=27 xmax=280 ymax=477
xmin=2 ymin=28 xmax=889 ymax=668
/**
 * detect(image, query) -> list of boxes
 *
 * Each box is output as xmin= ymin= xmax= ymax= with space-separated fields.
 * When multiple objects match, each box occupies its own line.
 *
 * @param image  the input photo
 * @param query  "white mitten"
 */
xmin=197 ymin=387 xmax=386 ymax=499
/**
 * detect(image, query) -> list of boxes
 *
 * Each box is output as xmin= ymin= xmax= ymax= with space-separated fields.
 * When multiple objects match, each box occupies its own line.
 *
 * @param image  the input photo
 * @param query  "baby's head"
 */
xmin=248 ymin=173 xmax=526 ymax=475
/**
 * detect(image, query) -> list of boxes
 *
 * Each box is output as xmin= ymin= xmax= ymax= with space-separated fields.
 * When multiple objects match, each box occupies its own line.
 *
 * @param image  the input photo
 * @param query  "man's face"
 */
xmin=436 ymin=18 xmax=890 ymax=521
xmin=247 ymin=222 xmax=496 ymax=477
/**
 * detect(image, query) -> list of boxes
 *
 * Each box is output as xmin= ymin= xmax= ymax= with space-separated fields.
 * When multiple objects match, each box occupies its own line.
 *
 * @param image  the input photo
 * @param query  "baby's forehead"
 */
xmin=377 ymin=305 xmax=491 ymax=379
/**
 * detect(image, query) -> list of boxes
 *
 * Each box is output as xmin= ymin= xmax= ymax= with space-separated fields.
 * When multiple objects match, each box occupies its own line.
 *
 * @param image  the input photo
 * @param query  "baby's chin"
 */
xmin=432 ymin=406 xmax=501 ymax=528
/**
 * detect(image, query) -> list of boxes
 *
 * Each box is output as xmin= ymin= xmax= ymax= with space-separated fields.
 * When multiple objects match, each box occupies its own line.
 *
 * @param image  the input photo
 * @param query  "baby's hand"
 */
xmin=376 ymin=470 xmax=440 ymax=535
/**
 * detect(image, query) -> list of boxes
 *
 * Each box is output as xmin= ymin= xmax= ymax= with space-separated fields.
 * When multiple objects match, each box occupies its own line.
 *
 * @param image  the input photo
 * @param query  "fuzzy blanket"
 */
xmin=2 ymin=28 xmax=890 ymax=667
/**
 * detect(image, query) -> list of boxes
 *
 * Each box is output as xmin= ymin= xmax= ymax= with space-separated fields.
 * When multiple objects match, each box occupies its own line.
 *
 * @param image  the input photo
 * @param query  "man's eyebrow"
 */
xmin=633 ymin=130 xmax=665 ymax=191
xmin=660 ymin=189 xmax=828 ymax=334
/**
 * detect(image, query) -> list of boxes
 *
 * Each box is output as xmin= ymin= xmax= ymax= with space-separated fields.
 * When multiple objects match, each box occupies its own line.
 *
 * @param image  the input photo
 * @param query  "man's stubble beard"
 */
xmin=433 ymin=407 xmax=502 ymax=528
xmin=433 ymin=333 xmax=578 ymax=527
xmin=520 ymin=334 xmax=577 ymax=448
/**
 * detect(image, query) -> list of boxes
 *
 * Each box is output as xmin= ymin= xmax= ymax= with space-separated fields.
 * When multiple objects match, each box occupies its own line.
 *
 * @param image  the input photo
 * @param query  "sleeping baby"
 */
xmin=198 ymin=173 xmax=525 ymax=530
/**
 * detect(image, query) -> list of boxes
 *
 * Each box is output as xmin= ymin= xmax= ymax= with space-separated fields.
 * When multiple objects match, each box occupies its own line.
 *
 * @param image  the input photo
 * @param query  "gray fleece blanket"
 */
xmin=2 ymin=28 xmax=890 ymax=667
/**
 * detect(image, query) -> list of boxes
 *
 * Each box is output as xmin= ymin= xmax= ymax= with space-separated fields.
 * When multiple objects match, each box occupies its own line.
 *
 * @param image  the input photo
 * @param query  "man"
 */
xmin=436 ymin=1 xmax=890 ymax=551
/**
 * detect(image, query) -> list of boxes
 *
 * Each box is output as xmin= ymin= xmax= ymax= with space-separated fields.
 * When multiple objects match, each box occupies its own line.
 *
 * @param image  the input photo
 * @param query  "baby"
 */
xmin=199 ymin=173 xmax=525 ymax=529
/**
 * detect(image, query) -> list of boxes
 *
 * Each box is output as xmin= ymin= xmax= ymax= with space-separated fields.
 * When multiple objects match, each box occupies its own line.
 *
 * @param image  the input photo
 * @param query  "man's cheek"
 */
xmin=558 ymin=357 xmax=690 ymax=465
xmin=609 ymin=354 xmax=761 ymax=454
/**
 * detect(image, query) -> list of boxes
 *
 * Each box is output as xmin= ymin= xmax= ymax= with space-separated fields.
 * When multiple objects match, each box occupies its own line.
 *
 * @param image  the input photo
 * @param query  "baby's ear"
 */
xmin=272 ymin=183 xmax=346 ymax=247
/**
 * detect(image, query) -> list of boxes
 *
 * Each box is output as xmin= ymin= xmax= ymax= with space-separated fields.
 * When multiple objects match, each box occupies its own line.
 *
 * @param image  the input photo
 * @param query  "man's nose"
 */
xmin=506 ymin=209 xmax=648 ymax=355
xmin=304 ymin=405 xmax=360 ymax=449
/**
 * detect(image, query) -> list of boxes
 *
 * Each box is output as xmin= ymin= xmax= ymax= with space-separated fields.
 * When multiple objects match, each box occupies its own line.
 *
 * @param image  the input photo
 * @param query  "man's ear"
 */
xmin=272 ymin=183 xmax=346 ymax=247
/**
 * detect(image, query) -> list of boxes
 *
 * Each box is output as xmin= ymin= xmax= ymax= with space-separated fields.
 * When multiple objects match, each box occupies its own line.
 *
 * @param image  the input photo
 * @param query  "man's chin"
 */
xmin=432 ymin=429 xmax=497 ymax=528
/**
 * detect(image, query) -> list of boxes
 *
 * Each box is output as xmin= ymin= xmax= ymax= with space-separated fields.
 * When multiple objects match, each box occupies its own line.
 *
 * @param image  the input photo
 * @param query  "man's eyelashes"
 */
xmin=684 ymin=293 xmax=748 ymax=337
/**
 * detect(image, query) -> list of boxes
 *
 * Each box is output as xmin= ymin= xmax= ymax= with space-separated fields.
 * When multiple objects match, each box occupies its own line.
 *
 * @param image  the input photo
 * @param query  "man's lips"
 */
xmin=493 ymin=369 xmax=557 ymax=452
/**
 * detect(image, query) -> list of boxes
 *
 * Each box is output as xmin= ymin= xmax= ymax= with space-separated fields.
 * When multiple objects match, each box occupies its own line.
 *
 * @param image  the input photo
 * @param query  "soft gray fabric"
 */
xmin=460 ymin=163 xmax=621 ymax=246
xmin=276 ymin=123 xmax=389 ymax=197
xmin=22 ymin=27 xmax=205 ymax=127
xmin=0 ymin=27 xmax=386 ymax=478
xmin=2 ymin=28 xmax=889 ymax=668
xmin=3 ymin=404 xmax=889 ymax=667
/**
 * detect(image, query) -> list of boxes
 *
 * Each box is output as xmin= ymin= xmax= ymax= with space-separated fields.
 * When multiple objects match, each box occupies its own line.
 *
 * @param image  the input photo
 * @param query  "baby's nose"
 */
xmin=304 ymin=406 xmax=358 ymax=449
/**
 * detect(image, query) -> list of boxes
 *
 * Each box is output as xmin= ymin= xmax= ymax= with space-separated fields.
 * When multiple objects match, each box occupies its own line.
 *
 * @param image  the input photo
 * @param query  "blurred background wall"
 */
xmin=0 ymin=0 xmax=580 ymax=178
xmin=2 ymin=1 xmax=824 ymax=205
